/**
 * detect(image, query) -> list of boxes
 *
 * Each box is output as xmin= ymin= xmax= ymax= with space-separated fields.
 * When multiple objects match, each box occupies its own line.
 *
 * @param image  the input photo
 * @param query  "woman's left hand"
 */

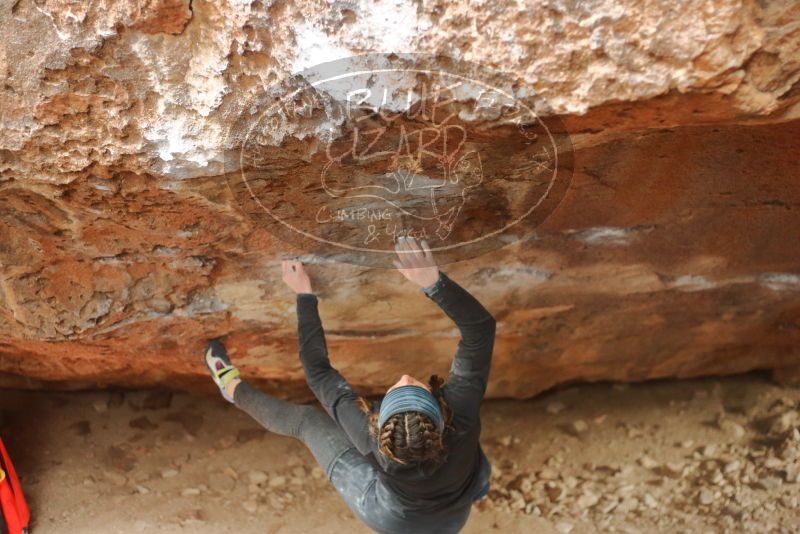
xmin=282 ymin=259 xmax=313 ymax=294
xmin=393 ymin=236 xmax=440 ymax=289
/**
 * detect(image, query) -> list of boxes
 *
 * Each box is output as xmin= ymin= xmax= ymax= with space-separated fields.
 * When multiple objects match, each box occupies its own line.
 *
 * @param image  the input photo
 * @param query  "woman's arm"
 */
xmin=393 ymin=238 xmax=496 ymax=426
xmin=422 ymin=271 xmax=496 ymax=425
xmin=282 ymin=259 xmax=373 ymax=455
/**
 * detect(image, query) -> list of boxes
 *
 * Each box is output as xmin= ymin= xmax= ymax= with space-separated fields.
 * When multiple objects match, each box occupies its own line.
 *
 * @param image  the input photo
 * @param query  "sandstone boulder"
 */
xmin=1 ymin=0 xmax=799 ymax=399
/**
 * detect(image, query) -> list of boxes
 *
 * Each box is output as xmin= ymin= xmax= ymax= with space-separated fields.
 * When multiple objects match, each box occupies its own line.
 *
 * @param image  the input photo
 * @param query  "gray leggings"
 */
xmin=232 ymin=381 xmax=472 ymax=534
xmin=233 ymin=380 xmax=352 ymax=477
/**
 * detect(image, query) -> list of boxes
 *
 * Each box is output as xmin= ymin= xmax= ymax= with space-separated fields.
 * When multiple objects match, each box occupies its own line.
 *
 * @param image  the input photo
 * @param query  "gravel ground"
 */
xmin=1 ymin=372 xmax=798 ymax=533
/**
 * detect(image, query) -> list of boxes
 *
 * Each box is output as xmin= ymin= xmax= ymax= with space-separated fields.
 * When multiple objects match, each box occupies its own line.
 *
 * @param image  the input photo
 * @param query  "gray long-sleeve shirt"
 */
xmin=295 ymin=270 xmax=496 ymax=514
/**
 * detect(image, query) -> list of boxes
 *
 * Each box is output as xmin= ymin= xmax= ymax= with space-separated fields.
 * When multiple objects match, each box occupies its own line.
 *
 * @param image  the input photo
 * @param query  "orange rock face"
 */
xmin=1 ymin=0 xmax=799 ymax=399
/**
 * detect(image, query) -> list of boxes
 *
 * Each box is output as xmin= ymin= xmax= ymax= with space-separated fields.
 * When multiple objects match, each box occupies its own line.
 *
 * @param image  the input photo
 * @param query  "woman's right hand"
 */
xmin=392 ymin=236 xmax=440 ymax=289
xmin=282 ymin=259 xmax=313 ymax=294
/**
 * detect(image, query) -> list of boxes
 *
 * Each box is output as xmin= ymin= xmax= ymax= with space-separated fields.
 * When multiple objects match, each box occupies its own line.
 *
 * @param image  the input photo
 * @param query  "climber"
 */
xmin=203 ymin=235 xmax=496 ymax=534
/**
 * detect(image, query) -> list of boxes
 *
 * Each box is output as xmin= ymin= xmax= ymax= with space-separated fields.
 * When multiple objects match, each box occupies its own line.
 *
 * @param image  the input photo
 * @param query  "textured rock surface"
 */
xmin=1 ymin=0 xmax=799 ymax=399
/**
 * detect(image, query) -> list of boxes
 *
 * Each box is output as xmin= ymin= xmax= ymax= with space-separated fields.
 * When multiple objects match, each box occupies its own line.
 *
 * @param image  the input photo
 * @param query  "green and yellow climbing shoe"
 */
xmin=204 ymin=339 xmax=240 ymax=403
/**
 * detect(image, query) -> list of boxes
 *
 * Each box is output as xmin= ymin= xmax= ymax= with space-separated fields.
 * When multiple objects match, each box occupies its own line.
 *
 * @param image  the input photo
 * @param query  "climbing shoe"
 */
xmin=204 ymin=339 xmax=240 ymax=403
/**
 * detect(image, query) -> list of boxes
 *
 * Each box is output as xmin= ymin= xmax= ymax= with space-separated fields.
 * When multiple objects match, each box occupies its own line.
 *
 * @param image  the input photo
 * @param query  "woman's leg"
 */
xmin=232 ymin=382 xmax=473 ymax=534
xmin=231 ymin=382 xmax=404 ymax=533
xmin=232 ymin=380 xmax=354 ymax=478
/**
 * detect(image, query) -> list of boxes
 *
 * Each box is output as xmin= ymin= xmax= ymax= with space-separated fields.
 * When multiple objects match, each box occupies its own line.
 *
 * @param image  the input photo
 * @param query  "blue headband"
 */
xmin=378 ymin=385 xmax=444 ymax=433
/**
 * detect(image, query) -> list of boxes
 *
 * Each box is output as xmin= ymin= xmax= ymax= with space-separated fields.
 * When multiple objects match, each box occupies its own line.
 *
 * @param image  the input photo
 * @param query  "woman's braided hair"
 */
xmin=358 ymin=375 xmax=453 ymax=466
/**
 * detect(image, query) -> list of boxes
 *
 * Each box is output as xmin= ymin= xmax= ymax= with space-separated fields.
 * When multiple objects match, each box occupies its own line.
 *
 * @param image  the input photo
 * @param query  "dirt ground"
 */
xmin=1 ymin=372 xmax=799 ymax=534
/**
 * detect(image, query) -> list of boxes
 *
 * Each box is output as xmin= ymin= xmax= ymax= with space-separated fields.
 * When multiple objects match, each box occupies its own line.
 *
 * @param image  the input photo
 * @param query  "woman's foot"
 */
xmin=204 ymin=339 xmax=241 ymax=403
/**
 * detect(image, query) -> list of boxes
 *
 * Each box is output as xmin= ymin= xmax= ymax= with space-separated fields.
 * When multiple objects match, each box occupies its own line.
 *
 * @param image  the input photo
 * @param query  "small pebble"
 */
xmin=639 ymin=455 xmax=659 ymax=469
xmin=242 ymin=500 xmax=258 ymax=514
xmin=248 ymin=470 xmax=268 ymax=485
xmin=269 ymin=475 xmax=287 ymax=488
xmin=699 ymin=489 xmax=714 ymax=505
xmin=571 ymin=420 xmax=588 ymax=434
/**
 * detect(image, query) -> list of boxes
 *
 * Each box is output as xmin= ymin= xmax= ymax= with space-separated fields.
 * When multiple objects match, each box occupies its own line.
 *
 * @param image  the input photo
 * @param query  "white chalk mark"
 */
xmin=760 ymin=273 xmax=800 ymax=291
xmin=573 ymin=227 xmax=634 ymax=246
